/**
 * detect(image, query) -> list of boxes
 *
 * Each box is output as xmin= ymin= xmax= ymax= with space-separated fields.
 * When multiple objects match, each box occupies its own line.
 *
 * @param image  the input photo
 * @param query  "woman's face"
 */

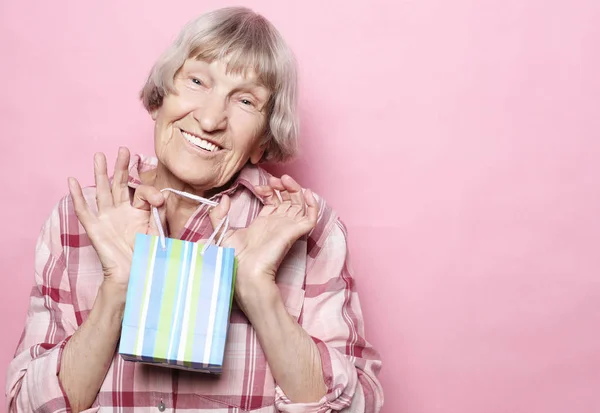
xmin=152 ymin=58 xmax=271 ymax=190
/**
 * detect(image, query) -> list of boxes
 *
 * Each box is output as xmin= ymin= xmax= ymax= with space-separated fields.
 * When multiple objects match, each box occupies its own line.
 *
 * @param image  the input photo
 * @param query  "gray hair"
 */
xmin=140 ymin=7 xmax=299 ymax=163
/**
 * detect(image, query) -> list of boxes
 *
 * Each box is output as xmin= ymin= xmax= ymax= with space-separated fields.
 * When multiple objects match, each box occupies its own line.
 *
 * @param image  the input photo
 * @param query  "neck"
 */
xmin=144 ymin=162 xmax=208 ymax=238
xmin=152 ymin=161 xmax=205 ymax=196
xmin=144 ymin=161 xmax=242 ymax=238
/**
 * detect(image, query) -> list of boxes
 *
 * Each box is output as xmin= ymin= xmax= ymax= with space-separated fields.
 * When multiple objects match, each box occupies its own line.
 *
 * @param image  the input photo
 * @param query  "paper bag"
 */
xmin=119 ymin=222 xmax=236 ymax=373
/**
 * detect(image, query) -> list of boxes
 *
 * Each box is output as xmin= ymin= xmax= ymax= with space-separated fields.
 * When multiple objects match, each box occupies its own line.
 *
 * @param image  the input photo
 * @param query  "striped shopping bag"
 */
xmin=118 ymin=189 xmax=236 ymax=373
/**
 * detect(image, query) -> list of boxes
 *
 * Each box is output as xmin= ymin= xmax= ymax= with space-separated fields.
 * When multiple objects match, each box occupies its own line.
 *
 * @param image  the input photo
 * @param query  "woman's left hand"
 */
xmin=208 ymin=175 xmax=319 ymax=311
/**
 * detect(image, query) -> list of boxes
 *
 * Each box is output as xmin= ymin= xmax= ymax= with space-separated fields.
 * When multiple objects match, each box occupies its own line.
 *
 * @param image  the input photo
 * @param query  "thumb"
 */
xmin=132 ymin=185 xmax=165 ymax=211
xmin=208 ymin=194 xmax=231 ymax=231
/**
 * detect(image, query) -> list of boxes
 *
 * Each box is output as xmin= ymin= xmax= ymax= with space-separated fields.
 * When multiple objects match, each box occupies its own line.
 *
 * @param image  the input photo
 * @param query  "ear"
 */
xmin=150 ymin=109 xmax=159 ymax=121
xmin=249 ymin=144 xmax=266 ymax=165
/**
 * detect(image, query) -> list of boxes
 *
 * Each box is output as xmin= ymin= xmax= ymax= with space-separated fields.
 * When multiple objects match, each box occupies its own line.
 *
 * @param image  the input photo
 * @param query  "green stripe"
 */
xmin=229 ymin=256 xmax=238 ymax=311
xmin=154 ymin=239 xmax=183 ymax=361
xmin=184 ymin=244 xmax=204 ymax=366
xmin=134 ymin=236 xmax=157 ymax=354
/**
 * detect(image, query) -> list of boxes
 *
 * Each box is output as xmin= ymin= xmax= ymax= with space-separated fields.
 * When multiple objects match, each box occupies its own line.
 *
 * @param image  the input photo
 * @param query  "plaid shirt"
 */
xmin=6 ymin=155 xmax=383 ymax=413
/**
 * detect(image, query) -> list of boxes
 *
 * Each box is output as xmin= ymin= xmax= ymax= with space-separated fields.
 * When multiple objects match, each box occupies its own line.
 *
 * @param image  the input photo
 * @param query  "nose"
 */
xmin=194 ymin=93 xmax=227 ymax=133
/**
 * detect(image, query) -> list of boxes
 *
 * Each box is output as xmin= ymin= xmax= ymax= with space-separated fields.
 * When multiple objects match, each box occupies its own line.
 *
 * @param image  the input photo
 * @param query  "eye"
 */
xmin=191 ymin=77 xmax=202 ymax=86
xmin=241 ymin=98 xmax=254 ymax=106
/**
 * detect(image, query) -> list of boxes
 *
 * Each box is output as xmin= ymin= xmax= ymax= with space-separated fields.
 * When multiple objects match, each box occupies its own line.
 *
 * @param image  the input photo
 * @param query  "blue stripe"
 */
xmin=209 ymin=247 xmax=235 ymax=366
xmin=141 ymin=237 xmax=171 ymax=360
xmin=168 ymin=240 xmax=192 ymax=362
xmin=119 ymin=325 xmax=142 ymax=359
xmin=192 ymin=245 xmax=216 ymax=364
xmin=119 ymin=234 xmax=151 ymax=356
xmin=140 ymin=329 xmax=158 ymax=363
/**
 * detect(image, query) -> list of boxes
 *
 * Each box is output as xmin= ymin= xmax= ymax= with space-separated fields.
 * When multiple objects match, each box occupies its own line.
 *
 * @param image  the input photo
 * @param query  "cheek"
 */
xmin=154 ymin=120 xmax=168 ymax=144
xmin=235 ymin=115 xmax=267 ymax=146
xmin=156 ymin=93 xmax=196 ymax=124
xmin=252 ymin=115 xmax=267 ymax=136
xmin=154 ymin=119 xmax=178 ymax=158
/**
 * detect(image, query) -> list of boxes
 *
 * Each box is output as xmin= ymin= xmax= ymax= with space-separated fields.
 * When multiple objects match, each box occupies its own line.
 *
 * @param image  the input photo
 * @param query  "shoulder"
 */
xmin=304 ymin=193 xmax=354 ymax=283
xmin=307 ymin=191 xmax=342 ymax=254
xmin=304 ymin=195 xmax=352 ymax=285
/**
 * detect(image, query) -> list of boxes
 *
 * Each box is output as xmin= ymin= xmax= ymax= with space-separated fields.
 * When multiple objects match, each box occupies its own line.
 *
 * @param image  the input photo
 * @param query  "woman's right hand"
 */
xmin=68 ymin=147 xmax=165 ymax=290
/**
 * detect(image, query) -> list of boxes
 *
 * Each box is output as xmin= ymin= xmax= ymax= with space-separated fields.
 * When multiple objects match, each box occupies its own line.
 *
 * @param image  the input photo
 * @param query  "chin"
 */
xmin=156 ymin=142 xmax=242 ymax=191
xmin=173 ymin=164 xmax=217 ymax=188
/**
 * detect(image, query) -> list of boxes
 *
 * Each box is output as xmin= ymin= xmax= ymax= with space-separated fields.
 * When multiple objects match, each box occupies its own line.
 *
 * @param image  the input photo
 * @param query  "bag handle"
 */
xmin=151 ymin=188 xmax=229 ymax=255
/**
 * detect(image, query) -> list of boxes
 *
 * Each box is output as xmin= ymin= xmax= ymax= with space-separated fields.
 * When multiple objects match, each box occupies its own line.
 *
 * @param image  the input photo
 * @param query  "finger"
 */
xmin=112 ymin=147 xmax=131 ymax=205
xmin=94 ymin=153 xmax=113 ymax=211
xmin=268 ymin=176 xmax=289 ymax=202
xmin=132 ymin=185 xmax=165 ymax=211
xmin=284 ymin=204 xmax=304 ymax=219
xmin=208 ymin=194 xmax=231 ymax=231
xmin=68 ymin=177 xmax=94 ymax=227
xmin=281 ymin=175 xmax=305 ymax=210
xmin=254 ymin=185 xmax=280 ymax=207
xmin=304 ymin=189 xmax=319 ymax=225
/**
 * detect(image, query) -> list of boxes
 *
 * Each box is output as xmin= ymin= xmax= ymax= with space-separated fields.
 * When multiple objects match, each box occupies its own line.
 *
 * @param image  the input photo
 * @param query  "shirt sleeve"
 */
xmin=275 ymin=220 xmax=384 ymax=413
xmin=6 ymin=199 xmax=81 ymax=412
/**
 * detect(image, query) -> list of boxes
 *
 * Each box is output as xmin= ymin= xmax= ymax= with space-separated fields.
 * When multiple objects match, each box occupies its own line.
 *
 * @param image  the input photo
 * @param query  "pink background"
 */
xmin=1 ymin=0 xmax=599 ymax=412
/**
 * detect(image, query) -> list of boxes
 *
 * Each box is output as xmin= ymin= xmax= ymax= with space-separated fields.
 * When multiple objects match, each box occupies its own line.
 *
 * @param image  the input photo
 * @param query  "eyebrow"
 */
xmin=233 ymin=82 xmax=270 ymax=98
xmin=233 ymin=78 xmax=268 ymax=90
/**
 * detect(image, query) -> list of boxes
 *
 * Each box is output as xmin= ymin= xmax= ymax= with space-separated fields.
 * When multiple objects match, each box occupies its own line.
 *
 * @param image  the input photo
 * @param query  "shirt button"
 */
xmin=158 ymin=401 xmax=166 ymax=412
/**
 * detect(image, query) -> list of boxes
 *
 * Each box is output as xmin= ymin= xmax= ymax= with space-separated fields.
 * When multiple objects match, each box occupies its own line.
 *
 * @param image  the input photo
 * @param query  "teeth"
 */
xmin=181 ymin=131 xmax=220 ymax=152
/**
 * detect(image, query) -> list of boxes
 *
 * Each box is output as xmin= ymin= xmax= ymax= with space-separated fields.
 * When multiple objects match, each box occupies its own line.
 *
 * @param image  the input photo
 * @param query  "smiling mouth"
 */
xmin=180 ymin=129 xmax=222 ymax=152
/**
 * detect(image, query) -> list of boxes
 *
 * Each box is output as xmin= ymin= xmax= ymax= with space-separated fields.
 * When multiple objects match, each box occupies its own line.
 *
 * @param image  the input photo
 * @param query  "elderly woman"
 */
xmin=6 ymin=7 xmax=383 ymax=413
